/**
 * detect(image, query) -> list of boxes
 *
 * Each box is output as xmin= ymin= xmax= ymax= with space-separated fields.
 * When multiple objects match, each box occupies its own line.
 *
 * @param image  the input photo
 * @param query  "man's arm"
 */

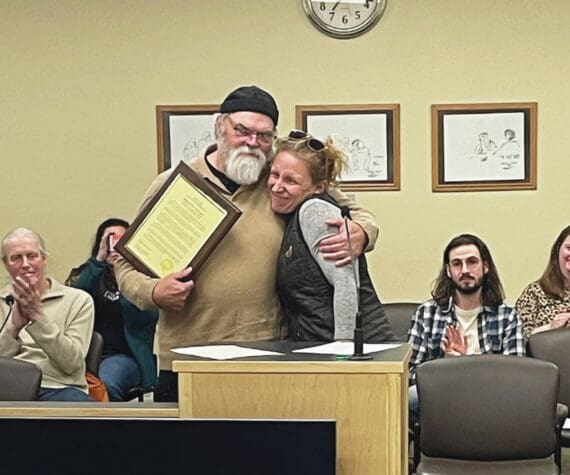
xmin=27 ymin=292 xmax=94 ymax=375
xmin=407 ymin=304 xmax=430 ymax=384
xmin=0 ymin=328 xmax=20 ymax=357
xmin=322 ymin=186 xmax=379 ymax=266
xmin=501 ymin=307 xmax=526 ymax=356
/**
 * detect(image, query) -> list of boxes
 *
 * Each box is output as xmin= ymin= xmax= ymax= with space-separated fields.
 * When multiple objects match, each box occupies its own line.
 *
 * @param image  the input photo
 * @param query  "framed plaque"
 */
xmin=115 ymin=161 xmax=242 ymax=278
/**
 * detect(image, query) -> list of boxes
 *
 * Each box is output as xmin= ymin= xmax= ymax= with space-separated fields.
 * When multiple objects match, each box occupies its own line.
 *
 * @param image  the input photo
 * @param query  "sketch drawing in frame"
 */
xmin=296 ymin=104 xmax=400 ymax=191
xmin=431 ymin=102 xmax=537 ymax=192
xmin=156 ymin=105 xmax=219 ymax=173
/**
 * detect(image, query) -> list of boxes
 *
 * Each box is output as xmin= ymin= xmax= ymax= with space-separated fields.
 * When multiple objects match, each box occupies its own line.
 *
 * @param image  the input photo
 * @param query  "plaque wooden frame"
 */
xmin=116 ymin=161 xmax=241 ymax=278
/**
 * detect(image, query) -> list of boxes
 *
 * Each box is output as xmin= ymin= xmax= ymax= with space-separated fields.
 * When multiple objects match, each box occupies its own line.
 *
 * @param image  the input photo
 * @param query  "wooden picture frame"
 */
xmin=296 ymin=104 xmax=400 ymax=191
xmin=431 ymin=102 xmax=537 ymax=192
xmin=156 ymin=105 xmax=219 ymax=173
xmin=115 ymin=161 xmax=241 ymax=278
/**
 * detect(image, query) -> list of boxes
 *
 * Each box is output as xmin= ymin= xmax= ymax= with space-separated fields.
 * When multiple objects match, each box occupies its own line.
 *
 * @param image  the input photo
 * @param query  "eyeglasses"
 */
xmin=226 ymin=115 xmax=275 ymax=145
xmin=449 ymin=256 xmax=481 ymax=270
xmin=287 ymin=130 xmax=326 ymax=152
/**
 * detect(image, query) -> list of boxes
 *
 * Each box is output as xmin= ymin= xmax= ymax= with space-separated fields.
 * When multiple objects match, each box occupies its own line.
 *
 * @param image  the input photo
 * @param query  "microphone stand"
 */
xmin=0 ymin=295 xmax=15 ymax=334
xmin=349 ymin=310 xmax=371 ymax=361
xmin=341 ymin=211 xmax=372 ymax=361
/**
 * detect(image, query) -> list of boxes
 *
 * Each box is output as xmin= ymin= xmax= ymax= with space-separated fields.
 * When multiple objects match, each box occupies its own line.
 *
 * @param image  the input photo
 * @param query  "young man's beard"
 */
xmin=224 ymin=146 xmax=269 ymax=185
xmin=453 ymin=275 xmax=484 ymax=295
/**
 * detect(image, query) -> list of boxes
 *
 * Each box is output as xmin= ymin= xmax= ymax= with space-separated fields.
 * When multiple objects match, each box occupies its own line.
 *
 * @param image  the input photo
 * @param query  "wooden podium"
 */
xmin=172 ymin=342 xmax=411 ymax=475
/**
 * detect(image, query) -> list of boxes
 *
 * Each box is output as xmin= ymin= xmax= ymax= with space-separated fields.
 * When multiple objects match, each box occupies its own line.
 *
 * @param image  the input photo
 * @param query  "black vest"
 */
xmin=277 ymin=194 xmax=394 ymax=343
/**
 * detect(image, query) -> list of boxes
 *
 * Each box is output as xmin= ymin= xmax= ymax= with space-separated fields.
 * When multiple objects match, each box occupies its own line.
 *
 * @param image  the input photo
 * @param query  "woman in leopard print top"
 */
xmin=515 ymin=225 xmax=570 ymax=338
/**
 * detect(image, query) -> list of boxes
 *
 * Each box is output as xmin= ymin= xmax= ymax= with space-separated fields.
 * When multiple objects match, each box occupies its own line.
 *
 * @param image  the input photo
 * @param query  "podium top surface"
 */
xmin=172 ymin=340 xmax=411 ymax=374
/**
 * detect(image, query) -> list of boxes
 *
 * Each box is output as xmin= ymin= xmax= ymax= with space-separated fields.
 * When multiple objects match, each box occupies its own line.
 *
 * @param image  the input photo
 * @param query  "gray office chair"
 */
xmin=0 ymin=357 xmax=42 ymax=401
xmin=383 ymin=302 xmax=419 ymax=342
xmin=415 ymin=355 xmax=565 ymax=475
xmin=528 ymin=327 xmax=570 ymax=447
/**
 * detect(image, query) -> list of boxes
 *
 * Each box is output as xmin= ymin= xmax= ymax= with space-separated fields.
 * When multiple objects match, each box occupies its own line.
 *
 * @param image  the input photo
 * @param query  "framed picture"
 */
xmin=431 ymin=102 xmax=537 ymax=192
xmin=296 ymin=104 xmax=400 ymax=191
xmin=156 ymin=105 xmax=219 ymax=172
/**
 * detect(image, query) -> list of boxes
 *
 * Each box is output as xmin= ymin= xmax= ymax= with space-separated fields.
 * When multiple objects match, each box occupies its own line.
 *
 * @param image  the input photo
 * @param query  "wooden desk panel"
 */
xmin=173 ymin=343 xmax=411 ymax=475
xmin=0 ymin=402 xmax=178 ymax=418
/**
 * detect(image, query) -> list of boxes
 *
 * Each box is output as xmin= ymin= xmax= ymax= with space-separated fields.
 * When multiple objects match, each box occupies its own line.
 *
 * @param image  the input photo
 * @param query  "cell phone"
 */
xmin=106 ymin=233 xmax=116 ymax=254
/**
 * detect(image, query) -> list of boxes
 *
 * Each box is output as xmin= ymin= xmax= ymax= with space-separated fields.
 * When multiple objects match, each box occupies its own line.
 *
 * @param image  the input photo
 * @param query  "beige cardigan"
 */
xmin=0 ymin=278 xmax=94 ymax=392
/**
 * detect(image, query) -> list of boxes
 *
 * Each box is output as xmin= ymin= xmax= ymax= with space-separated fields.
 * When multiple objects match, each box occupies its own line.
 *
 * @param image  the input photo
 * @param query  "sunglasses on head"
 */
xmin=287 ymin=130 xmax=326 ymax=152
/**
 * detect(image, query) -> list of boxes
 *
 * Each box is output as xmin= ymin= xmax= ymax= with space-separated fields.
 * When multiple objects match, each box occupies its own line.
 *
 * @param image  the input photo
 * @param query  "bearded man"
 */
xmin=115 ymin=85 xmax=379 ymax=402
xmin=406 ymin=233 xmax=524 ymax=424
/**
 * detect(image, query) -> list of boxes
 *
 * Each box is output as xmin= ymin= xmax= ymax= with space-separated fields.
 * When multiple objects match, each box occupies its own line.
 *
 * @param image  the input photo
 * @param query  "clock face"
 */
xmin=302 ymin=0 xmax=387 ymax=39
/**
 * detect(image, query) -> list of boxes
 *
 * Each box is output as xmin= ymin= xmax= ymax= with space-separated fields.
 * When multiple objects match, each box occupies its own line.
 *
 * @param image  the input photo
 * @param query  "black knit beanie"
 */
xmin=220 ymin=85 xmax=279 ymax=126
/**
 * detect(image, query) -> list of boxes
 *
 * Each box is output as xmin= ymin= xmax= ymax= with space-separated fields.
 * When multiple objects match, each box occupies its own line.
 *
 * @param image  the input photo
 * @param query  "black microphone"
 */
xmin=342 ymin=209 xmax=372 ymax=361
xmin=0 ymin=295 xmax=15 ymax=333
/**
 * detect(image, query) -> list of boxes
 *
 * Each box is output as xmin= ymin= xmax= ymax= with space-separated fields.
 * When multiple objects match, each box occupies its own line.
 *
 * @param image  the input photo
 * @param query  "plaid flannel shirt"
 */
xmin=407 ymin=298 xmax=525 ymax=383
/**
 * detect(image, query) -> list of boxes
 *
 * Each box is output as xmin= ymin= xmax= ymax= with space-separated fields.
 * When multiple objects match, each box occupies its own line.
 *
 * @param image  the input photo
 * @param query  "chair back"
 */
xmin=383 ymin=302 xmax=419 ymax=341
xmin=417 ymin=355 xmax=559 ymax=460
xmin=0 ymin=357 xmax=42 ymax=401
xmin=85 ymin=331 xmax=104 ymax=375
xmin=528 ymin=327 xmax=570 ymax=407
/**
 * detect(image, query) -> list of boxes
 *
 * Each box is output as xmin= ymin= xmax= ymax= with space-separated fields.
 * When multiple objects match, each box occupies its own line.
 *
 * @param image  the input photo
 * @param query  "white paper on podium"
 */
xmin=171 ymin=345 xmax=283 ymax=360
xmin=564 ymin=418 xmax=570 ymax=430
xmin=292 ymin=341 xmax=401 ymax=355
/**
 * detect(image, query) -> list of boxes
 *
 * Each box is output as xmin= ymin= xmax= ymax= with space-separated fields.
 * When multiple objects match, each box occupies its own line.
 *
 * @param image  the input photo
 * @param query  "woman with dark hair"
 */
xmin=515 ymin=225 xmax=570 ymax=337
xmin=67 ymin=218 xmax=158 ymax=401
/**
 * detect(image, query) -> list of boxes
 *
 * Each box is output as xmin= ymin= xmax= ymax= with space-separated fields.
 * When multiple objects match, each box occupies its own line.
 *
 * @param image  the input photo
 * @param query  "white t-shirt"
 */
xmin=455 ymin=306 xmax=482 ymax=355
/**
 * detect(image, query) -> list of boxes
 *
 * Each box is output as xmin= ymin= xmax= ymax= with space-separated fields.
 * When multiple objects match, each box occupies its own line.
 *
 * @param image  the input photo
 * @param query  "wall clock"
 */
xmin=301 ymin=0 xmax=387 ymax=39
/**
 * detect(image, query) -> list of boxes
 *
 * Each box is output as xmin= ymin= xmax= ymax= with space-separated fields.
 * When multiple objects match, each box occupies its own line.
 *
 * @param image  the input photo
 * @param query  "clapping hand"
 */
xmin=6 ymin=276 xmax=44 ymax=337
xmin=549 ymin=312 xmax=570 ymax=330
xmin=442 ymin=323 xmax=468 ymax=356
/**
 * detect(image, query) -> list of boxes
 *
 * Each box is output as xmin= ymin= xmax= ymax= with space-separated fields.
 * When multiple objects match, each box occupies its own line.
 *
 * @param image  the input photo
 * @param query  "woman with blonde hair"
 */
xmin=269 ymin=131 xmax=393 ymax=343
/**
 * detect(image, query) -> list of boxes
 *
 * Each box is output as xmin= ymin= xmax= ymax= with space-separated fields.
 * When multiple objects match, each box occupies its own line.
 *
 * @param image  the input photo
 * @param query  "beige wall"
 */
xmin=1 ymin=0 xmax=568 ymax=304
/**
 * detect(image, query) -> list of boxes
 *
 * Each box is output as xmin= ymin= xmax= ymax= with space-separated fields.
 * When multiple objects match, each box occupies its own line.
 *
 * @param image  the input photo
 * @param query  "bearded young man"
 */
xmin=115 ymin=85 xmax=379 ymax=402
xmin=406 ymin=233 xmax=525 ymax=424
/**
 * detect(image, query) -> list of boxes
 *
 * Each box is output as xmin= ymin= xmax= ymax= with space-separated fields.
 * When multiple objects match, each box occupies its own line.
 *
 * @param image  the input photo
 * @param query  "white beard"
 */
xmin=224 ymin=146 xmax=268 ymax=185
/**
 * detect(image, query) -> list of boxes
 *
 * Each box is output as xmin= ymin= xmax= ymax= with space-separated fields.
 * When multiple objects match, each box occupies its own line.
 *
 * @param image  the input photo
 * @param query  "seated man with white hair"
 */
xmin=0 ymin=227 xmax=94 ymax=401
